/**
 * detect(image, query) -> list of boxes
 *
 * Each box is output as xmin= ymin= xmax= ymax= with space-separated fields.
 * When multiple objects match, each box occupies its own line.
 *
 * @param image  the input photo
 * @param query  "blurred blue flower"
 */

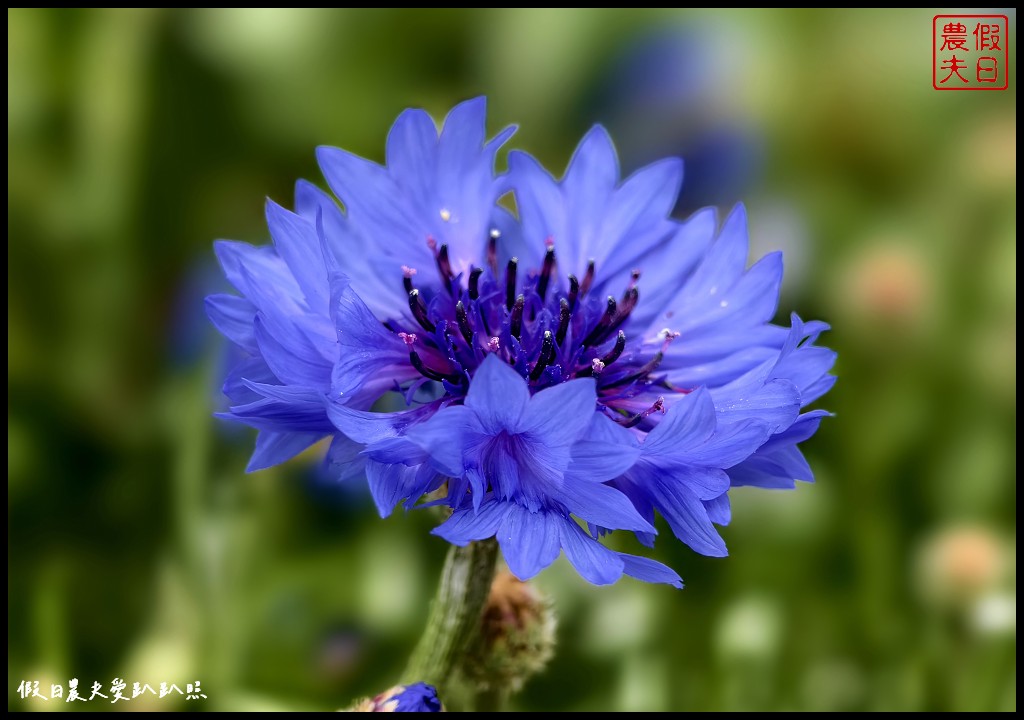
xmin=208 ymin=98 xmax=835 ymax=588
xmin=588 ymin=25 xmax=764 ymax=215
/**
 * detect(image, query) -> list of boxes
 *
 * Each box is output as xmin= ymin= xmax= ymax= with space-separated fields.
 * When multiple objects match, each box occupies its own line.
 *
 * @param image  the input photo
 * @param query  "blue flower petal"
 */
xmin=764 ymin=410 xmax=831 ymax=449
xmin=221 ymin=356 xmax=277 ymax=402
xmin=386 ymin=108 xmax=439 ymax=198
xmin=555 ymin=477 xmax=655 ymax=533
xmin=564 ymin=413 xmax=641 ymax=482
xmin=361 ymin=436 xmax=429 ymax=468
xmin=253 ymin=314 xmax=332 ymax=389
xmin=464 ymin=355 xmax=530 ymax=433
xmin=506 ymin=150 xmax=563 ymax=271
xmin=562 ymin=125 xmax=619 ymax=218
xmin=316 ymin=146 xmax=419 ymax=250
xmin=703 ymin=493 xmax=732 ymax=525
xmin=240 ymin=379 xmax=324 ymax=405
xmin=497 ymin=504 xmax=562 ymax=580
xmin=331 ymin=283 xmax=419 ymax=405
xmin=266 ymin=199 xmax=329 ymax=311
xmin=247 ymin=430 xmax=324 ymax=473
xmin=712 ymin=377 xmax=801 ymax=435
xmin=645 ymin=470 xmax=729 ymax=556
xmin=618 ymin=553 xmax=684 ymax=589
xmin=622 ymin=207 xmax=717 ymax=330
xmin=683 ymin=420 xmax=774 ymax=469
xmin=665 ymin=345 xmax=780 ymax=388
xmin=407 ymin=405 xmax=479 ymax=477
xmin=366 ymin=461 xmax=439 ymax=518
xmin=642 ymin=387 xmax=717 ymax=458
xmin=521 ymin=377 xmax=597 ymax=448
xmin=672 ymin=203 xmax=750 ymax=307
xmin=213 ymin=239 xmax=303 ymax=303
xmin=588 ymin=157 xmax=683 ymax=281
xmin=325 ymin=433 xmax=367 ymax=482
xmin=205 ymin=293 xmax=257 ymax=353
xmin=778 ymin=345 xmax=838 ymax=404
xmin=558 ymin=519 xmax=625 ymax=585
xmin=675 ymin=251 xmax=783 ymax=338
xmin=661 ymin=325 xmax=789 ymax=374
xmin=219 ymin=396 xmax=333 ymax=433
xmin=326 ymin=402 xmax=438 ymax=445
xmin=432 ymin=498 xmax=509 ymax=546
xmin=293 ymin=179 xmax=405 ymax=322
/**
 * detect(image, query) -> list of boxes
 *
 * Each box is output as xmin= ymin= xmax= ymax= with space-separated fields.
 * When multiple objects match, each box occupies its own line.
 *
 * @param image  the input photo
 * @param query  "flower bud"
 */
xmin=462 ymin=571 xmax=556 ymax=692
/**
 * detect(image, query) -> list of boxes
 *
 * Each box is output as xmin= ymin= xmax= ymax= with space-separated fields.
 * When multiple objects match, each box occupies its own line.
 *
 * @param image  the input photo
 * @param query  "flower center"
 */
xmin=387 ymin=233 xmax=681 ymax=426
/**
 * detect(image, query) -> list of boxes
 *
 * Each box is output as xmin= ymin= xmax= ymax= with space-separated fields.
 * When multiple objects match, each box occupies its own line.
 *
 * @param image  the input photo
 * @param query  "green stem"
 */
xmin=402 ymin=538 xmax=500 ymax=696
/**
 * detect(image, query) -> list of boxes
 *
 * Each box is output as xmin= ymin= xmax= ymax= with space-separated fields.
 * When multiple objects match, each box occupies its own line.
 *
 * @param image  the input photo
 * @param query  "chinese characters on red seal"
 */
xmin=934 ymin=15 xmax=1009 ymax=90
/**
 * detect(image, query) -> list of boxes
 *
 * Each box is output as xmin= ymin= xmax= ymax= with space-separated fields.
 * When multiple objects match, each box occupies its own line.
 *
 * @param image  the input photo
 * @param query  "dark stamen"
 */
xmin=529 ymin=330 xmax=556 ymax=381
xmin=510 ymin=294 xmax=525 ymax=340
xmin=487 ymin=233 xmax=498 ymax=275
xmin=601 ymin=330 xmax=627 ymax=367
xmin=620 ymin=286 xmax=639 ymax=314
xmin=575 ymin=330 xmax=627 ymax=377
xmin=580 ymin=259 xmax=595 ymax=296
xmin=605 ymin=286 xmax=639 ymax=338
xmin=402 ymin=265 xmax=417 ymax=294
xmin=435 ymin=244 xmax=454 ymax=291
xmin=469 ymin=267 xmax=483 ymax=300
xmin=555 ymin=298 xmax=571 ymax=346
xmin=409 ymin=350 xmax=446 ymax=382
xmin=505 ymin=257 xmax=518 ymax=310
xmin=567 ymin=274 xmax=580 ymax=313
xmin=537 ymin=244 xmax=556 ymax=301
xmin=456 ymin=301 xmax=474 ymax=346
xmin=582 ymin=295 xmax=618 ymax=347
xmin=604 ymin=350 xmax=665 ymax=389
xmin=408 ymin=289 xmax=435 ymax=333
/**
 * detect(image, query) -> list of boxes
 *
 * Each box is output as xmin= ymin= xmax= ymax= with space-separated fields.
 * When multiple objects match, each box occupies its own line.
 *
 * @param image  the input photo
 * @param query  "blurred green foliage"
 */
xmin=8 ymin=8 xmax=1016 ymax=712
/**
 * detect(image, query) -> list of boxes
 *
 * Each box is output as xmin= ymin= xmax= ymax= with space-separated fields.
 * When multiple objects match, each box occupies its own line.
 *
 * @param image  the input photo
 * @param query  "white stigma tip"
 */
xmin=440 ymin=208 xmax=452 ymax=222
xmin=489 ymin=228 xmax=501 ymax=239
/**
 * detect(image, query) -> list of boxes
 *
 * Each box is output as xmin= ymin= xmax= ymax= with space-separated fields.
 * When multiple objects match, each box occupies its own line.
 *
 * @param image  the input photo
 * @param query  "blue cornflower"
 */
xmin=208 ymin=98 xmax=835 ymax=588
xmin=348 ymin=682 xmax=443 ymax=712
xmin=390 ymin=683 xmax=442 ymax=712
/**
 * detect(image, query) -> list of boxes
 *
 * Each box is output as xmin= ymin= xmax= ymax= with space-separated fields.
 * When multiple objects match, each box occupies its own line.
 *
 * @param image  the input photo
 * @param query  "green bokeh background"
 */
xmin=8 ymin=8 xmax=1016 ymax=712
